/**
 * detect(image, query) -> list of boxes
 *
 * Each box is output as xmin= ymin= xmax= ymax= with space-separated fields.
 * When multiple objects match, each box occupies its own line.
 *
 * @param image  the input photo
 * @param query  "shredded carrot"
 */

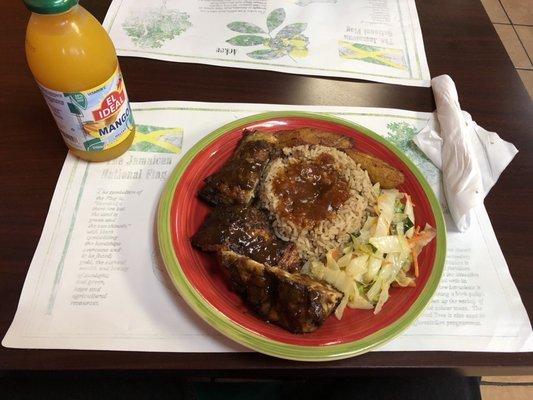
xmin=407 ymin=227 xmax=421 ymax=247
xmin=412 ymin=249 xmax=419 ymax=277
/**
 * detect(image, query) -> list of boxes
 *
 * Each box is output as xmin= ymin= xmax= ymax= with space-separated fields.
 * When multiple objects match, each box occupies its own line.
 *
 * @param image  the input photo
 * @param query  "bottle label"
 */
xmin=38 ymin=66 xmax=134 ymax=152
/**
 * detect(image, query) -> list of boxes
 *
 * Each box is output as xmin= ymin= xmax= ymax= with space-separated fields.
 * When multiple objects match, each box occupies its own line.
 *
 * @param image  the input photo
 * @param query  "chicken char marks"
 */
xmin=219 ymin=250 xmax=342 ymax=333
xmin=198 ymin=130 xmax=278 ymax=206
xmin=191 ymin=205 xmax=301 ymax=272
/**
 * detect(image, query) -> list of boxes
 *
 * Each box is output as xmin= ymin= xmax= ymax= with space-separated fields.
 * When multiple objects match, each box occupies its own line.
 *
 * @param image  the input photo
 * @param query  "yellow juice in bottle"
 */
xmin=24 ymin=0 xmax=135 ymax=161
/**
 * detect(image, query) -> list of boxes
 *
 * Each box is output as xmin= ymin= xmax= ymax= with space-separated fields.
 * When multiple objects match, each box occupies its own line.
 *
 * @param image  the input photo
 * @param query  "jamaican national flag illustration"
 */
xmin=130 ymin=124 xmax=183 ymax=154
xmin=338 ymin=41 xmax=407 ymax=70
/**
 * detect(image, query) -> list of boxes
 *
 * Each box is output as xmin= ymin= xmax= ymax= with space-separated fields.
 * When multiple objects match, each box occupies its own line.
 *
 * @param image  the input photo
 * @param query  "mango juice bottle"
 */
xmin=24 ymin=0 xmax=135 ymax=161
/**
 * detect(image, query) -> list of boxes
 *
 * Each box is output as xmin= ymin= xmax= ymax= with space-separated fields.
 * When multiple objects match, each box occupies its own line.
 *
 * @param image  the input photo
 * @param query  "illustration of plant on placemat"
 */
xmin=386 ymin=121 xmax=440 ymax=188
xmin=226 ymin=8 xmax=309 ymax=61
xmin=339 ymin=41 xmax=407 ymax=70
xmin=122 ymin=1 xmax=191 ymax=48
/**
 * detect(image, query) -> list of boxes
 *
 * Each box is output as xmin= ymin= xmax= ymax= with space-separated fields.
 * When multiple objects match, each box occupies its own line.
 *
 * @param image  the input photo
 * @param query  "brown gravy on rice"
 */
xmin=261 ymin=145 xmax=376 ymax=260
xmin=271 ymin=152 xmax=350 ymax=228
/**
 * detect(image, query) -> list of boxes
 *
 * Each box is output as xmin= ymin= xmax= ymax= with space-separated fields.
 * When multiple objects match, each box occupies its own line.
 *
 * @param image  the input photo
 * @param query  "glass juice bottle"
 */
xmin=24 ymin=0 xmax=135 ymax=161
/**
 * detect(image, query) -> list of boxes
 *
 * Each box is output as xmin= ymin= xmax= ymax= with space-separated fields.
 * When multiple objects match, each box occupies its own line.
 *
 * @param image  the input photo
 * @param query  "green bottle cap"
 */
xmin=23 ymin=0 xmax=79 ymax=14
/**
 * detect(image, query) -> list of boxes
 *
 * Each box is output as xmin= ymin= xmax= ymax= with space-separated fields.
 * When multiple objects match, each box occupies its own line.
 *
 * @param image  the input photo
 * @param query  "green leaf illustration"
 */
xmin=267 ymin=8 xmax=285 ymax=32
xmin=247 ymin=49 xmax=283 ymax=59
xmin=386 ymin=122 xmax=440 ymax=188
xmin=225 ymin=8 xmax=309 ymax=62
xmin=226 ymin=35 xmax=265 ymax=46
xmin=275 ymin=23 xmax=307 ymax=39
xmin=122 ymin=6 xmax=191 ymax=48
xmin=67 ymin=102 xmax=82 ymax=116
xmin=227 ymin=21 xmax=265 ymax=34
xmin=66 ymin=93 xmax=87 ymax=109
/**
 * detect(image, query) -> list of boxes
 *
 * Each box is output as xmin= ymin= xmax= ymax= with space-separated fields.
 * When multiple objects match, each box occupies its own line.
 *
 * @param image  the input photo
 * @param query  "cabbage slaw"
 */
xmin=303 ymin=186 xmax=436 ymax=319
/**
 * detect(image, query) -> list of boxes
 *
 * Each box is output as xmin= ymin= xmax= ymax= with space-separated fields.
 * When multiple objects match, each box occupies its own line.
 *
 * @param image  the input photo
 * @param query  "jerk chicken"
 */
xmin=191 ymin=205 xmax=301 ymax=272
xmin=198 ymin=132 xmax=278 ymax=206
xmin=219 ymin=250 xmax=342 ymax=333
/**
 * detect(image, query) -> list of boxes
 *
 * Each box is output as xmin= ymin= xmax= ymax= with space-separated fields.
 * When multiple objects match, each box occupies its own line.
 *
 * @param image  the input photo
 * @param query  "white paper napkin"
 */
xmin=414 ymin=75 xmax=518 ymax=231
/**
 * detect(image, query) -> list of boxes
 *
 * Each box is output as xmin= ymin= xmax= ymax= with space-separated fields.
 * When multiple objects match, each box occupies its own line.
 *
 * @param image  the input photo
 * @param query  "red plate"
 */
xmin=159 ymin=112 xmax=445 ymax=358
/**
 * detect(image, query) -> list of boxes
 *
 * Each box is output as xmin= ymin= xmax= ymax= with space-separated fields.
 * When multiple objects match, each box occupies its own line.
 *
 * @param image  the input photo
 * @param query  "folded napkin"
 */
xmin=414 ymin=75 xmax=518 ymax=231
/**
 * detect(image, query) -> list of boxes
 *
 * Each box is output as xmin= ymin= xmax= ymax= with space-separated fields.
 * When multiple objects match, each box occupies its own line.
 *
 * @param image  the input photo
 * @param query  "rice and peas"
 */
xmin=260 ymin=145 xmax=436 ymax=319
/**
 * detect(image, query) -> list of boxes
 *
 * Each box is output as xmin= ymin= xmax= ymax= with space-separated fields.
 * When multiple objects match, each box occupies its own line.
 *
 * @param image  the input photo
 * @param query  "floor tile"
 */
xmin=500 ymin=0 xmax=533 ymax=25
xmin=515 ymin=25 xmax=533 ymax=62
xmin=517 ymin=69 xmax=533 ymax=100
xmin=482 ymin=375 xmax=533 ymax=383
xmin=480 ymin=0 xmax=510 ymax=23
xmin=481 ymin=384 xmax=533 ymax=400
xmin=494 ymin=24 xmax=533 ymax=69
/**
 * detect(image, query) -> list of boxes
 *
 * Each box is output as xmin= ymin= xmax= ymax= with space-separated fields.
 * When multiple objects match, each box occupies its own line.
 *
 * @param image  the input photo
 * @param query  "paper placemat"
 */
xmin=3 ymin=101 xmax=532 ymax=352
xmin=103 ymin=0 xmax=430 ymax=87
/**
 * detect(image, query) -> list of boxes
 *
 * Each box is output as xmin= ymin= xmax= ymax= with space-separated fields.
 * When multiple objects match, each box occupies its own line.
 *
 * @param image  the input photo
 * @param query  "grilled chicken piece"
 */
xmin=344 ymin=149 xmax=405 ymax=189
xmin=274 ymin=127 xmax=354 ymax=150
xmin=198 ymin=131 xmax=278 ymax=206
xmin=191 ymin=205 xmax=301 ymax=272
xmin=219 ymin=250 xmax=342 ymax=333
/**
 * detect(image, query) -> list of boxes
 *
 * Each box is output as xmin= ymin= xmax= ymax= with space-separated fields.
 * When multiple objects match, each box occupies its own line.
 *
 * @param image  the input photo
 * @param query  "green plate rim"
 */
xmin=157 ymin=111 xmax=446 ymax=361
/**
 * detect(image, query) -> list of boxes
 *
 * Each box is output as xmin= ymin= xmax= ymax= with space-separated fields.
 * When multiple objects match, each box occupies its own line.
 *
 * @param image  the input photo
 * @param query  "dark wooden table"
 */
xmin=1 ymin=0 xmax=532 ymax=376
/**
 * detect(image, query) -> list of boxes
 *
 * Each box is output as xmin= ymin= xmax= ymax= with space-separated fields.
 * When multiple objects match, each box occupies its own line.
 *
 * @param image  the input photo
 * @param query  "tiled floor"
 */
xmin=480 ymin=376 xmax=533 ymax=400
xmin=481 ymin=0 xmax=533 ymax=99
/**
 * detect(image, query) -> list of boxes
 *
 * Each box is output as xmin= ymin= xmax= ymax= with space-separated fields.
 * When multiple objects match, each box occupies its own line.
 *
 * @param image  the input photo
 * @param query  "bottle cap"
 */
xmin=23 ymin=0 xmax=78 ymax=14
